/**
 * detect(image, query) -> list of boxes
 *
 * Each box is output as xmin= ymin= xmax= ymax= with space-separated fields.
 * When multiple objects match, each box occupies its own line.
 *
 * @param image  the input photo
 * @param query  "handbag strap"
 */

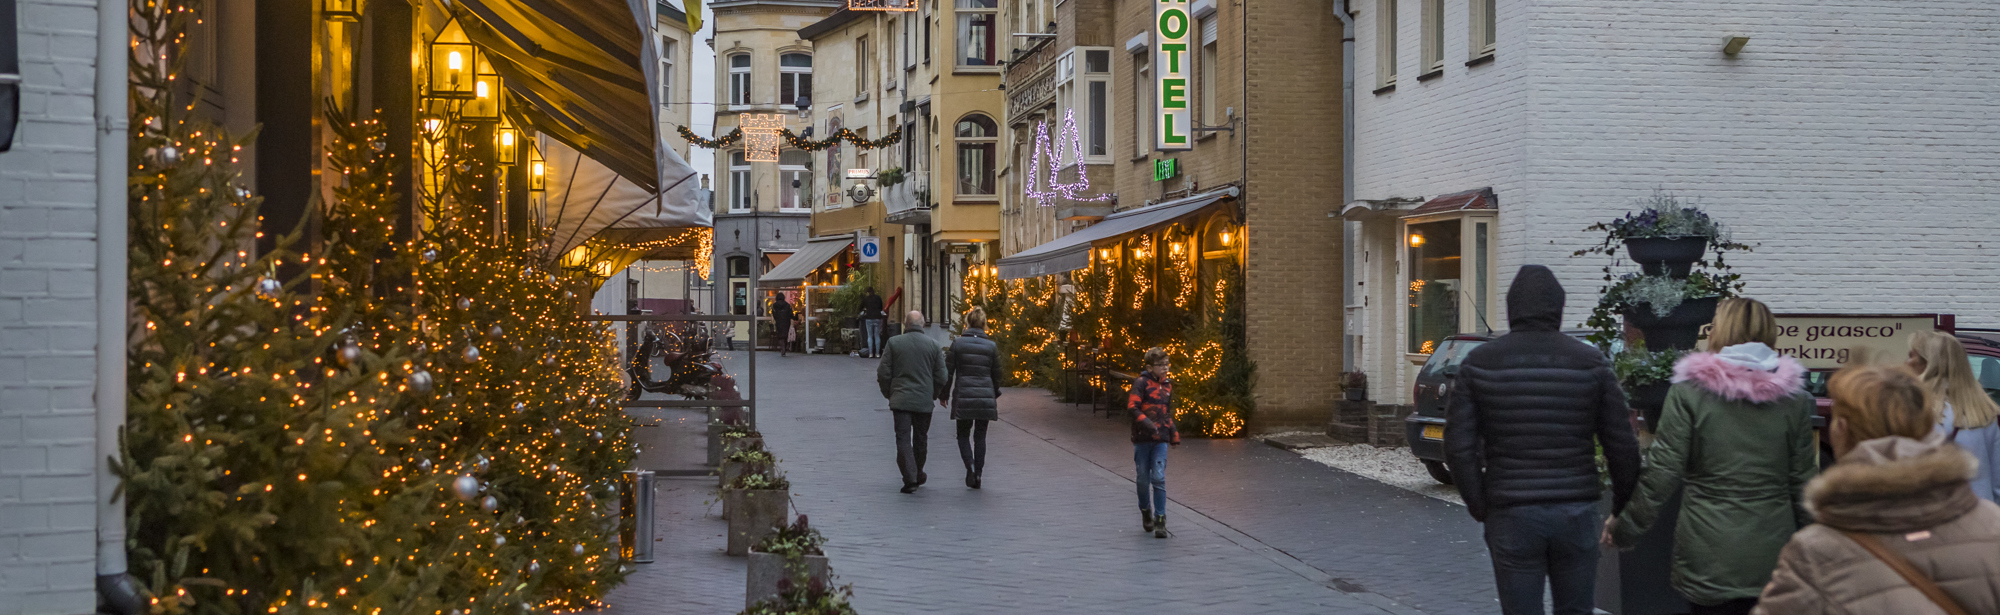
xmin=1840 ymin=530 xmax=1971 ymax=615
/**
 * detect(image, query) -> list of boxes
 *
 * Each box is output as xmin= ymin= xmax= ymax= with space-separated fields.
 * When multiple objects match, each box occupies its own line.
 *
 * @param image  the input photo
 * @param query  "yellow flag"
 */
xmin=682 ymin=0 xmax=703 ymax=34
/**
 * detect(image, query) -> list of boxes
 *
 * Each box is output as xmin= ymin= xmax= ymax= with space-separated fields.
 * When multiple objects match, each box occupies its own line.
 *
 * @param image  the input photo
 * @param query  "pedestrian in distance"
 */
xmin=1606 ymin=297 xmax=1817 ymax=615
xmin=1131 ymin=347 xmax=1181 ymax=539
xmin=1443 ymin=264 xmax=1642 ymax=615
xmin=1908 ymin=330 xmax=2000 ymax=503
xmin=772 ymin=292 xmax=797 ymax=357
xmin=1754 ymin=365 xmax=2000 ymax=614
xmin=878 ymin=310 xmax=948 ymax=494
xmin=860 ymin=287 xmax=887 ymax=358
xmin=945 ymin=307 xmax=1001 ymax=489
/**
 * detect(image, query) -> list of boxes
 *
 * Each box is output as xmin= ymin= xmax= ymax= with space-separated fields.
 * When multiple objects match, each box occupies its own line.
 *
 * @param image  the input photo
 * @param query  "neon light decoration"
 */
xmin=1025 ymin=109 xmax=1114 ymax=208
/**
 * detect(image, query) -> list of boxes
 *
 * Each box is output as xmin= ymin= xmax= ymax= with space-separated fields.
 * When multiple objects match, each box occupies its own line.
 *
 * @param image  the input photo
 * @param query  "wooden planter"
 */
xmin=745 ymin=552 xmax=830 ymax=607
xmin=725 ymin=488 xmax=788 ymax=556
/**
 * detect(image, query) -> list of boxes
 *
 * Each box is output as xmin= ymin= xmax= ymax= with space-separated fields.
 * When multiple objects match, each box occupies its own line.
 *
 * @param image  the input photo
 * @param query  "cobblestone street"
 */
xmin=602 ymin=351 xmax=1499 ymax=614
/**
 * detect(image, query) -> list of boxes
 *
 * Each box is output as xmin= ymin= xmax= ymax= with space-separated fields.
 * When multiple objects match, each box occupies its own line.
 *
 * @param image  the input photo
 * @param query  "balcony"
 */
xmin=884 ymin=174 xmax=930 ymax=225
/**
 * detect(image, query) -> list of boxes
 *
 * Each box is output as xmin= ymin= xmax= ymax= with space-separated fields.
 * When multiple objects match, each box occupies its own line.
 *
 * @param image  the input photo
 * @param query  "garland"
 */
xmin=678 ymin=125 xmax=903 ymax=151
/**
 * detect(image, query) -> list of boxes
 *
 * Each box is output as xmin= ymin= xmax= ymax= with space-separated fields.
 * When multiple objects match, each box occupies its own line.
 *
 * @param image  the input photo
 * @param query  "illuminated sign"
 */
xmin=1154 ymin=0 xmax=1192 ymax=151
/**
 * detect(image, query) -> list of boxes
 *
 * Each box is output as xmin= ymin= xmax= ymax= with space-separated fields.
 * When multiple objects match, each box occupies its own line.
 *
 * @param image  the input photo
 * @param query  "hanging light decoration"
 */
xmin=740 ymin=113 xmax=786 ymax=162
xmin=848 ymin=0 xmax=919 ymax=11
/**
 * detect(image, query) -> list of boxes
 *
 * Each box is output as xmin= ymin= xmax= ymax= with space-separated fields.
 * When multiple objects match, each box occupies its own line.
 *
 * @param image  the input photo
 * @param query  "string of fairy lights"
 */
xmin=677 ymin=124 xmax=903 ymax=152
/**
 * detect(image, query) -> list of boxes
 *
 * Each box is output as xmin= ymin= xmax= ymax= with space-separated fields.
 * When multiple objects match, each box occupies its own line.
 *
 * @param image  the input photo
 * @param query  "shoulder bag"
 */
xmin=1840 ymin=530 xmax=1971 ymax=615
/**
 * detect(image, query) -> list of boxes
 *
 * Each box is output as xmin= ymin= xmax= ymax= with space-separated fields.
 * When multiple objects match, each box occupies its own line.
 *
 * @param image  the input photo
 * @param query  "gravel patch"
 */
xmin=1297 ymin=444 xmax=1464 ymax=506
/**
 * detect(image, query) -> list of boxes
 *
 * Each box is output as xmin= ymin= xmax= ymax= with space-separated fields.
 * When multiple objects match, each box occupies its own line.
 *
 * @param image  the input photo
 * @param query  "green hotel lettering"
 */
xmin=1157 ymin=2 xmax=1191 ymax=146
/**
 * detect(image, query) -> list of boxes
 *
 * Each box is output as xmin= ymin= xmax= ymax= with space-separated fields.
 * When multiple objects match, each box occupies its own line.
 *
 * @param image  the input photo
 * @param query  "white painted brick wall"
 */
xmin=0 ymin=0 xmax=103 ymax=613
xmin=1353 ymin=0 xmax=2000 ymax=403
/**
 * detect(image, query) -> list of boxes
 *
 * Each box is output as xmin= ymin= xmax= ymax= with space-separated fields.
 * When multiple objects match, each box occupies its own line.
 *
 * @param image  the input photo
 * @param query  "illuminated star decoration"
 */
xmin=848 ymin=0 xmax=918 ymax=11
xmin=1025 ymin=109 xmax=1114 ymax=208
xmin=741 ymin=114 xmax=786 ymax=162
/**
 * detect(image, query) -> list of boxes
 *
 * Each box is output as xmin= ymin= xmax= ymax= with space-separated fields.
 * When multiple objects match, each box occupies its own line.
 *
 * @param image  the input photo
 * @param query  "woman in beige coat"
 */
xmin=1754 ymin=365 xmax=2000 ymax=614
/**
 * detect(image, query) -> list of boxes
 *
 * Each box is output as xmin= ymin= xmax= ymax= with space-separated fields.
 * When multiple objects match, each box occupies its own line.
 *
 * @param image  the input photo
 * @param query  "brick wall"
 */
xmin=1242 ymin=0 xmax=1346 ymax=427
xmin=0 ymin=0 xmax=105 ymax=612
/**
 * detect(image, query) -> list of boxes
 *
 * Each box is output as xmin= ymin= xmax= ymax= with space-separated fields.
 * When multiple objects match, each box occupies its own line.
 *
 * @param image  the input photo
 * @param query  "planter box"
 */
xmin=1627 ymin=382 xmax=1672 ymax=433
xmin=745 ymin=552 xmax=830 ymax=608
xmin=1625 ymin=297 xmax=1719 ymax=352
xmin=1623 ymin=237 xmax=1709 ymax=278
xmin=1595 ymin=488 xmax=1691 ymax=615
xmin=707 ymin=424 xmax=726 ymax=466
xmin=725 ymin=489 xmax=789 ymax=556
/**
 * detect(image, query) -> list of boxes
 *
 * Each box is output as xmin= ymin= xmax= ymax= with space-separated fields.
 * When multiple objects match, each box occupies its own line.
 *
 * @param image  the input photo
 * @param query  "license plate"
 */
xmin=1422 ymin=425 xmax=1445 ymax=440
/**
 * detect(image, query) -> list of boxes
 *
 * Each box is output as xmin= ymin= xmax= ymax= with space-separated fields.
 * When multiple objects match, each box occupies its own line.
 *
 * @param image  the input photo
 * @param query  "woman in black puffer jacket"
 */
xmin=946 ymin=307 xmax=1003 ymax=489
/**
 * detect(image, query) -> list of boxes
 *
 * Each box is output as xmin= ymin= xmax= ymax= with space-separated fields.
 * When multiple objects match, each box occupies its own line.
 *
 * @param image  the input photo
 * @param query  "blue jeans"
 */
xmin=1134 ymin=443 xmax=1169 ymax=513
xmin=863 ymin=319 xmax=883 ymax=356
xmin=1483 ymin=501 xmax=1602 ymax=615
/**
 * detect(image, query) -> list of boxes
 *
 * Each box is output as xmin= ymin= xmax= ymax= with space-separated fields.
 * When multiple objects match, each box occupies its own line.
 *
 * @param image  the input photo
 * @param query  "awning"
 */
xmin=457 ymin=0 xmax=705 ymax=216
xmin=933 ymin=230 xmax=999 ymax=243
xmin=760 ymin=236 xmax=854 ymax=288
xmin=998 ymin=188 xmax=1234 ymax=280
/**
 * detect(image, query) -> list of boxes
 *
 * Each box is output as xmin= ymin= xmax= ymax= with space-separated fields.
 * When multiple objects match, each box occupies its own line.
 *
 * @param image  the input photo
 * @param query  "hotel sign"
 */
xmin=1154 ymin=0 xmax=1192 ymax=151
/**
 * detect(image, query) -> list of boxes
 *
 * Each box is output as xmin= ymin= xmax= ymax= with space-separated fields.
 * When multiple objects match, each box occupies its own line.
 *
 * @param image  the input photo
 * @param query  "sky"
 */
xmin=684 ymin=1 xmax=716 ymax=184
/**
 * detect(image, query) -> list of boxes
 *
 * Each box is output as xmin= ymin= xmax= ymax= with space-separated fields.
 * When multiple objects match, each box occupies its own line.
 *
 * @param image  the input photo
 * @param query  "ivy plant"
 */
xmin=1612 ymin=342 xmax=1686 ymax=389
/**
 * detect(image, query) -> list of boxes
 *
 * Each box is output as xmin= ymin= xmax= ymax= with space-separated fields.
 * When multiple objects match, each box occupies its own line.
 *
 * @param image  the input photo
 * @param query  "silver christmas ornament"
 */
xmin=527 ymin=560 xmax=541 ymax=575
xmin=562 ymin=290 xmax=575 ymax=300
xmin=370 ymin=140 xmax=386 ymax=152
xmin=572 ymin=543 xmax=586 ymax=556
xmin=159 ymin=146 xmax=181 ymax=164
xmin=545 ymin=274 xmax=557 ymax=285
xmin=421 ymin=247 xmax=439 ymax=263
xmin=493 ymin=534 xmax=506 ymax=547
xmin=452 ymin=475 xmax=478 ymax=500
xmin=552 ymin=428 xmax=562 ymax=437
xmin=592 ymin=430 xmax=603 ymax=442
xmin=488 ymin=325 xmax=503 ymax=339
xmin=474 ymin=455 xmax=490 ymax=474
xmin=233 ymin=186 xmax=252 ymax=199
xmin=541 ymin=354 xmax=556 ymax=366
xmin=418 ymin=459 xmax=433 ymax=472
xmin=462 ymin=345 xmax=480 ymax=362
xmin=481 ymin=495 xmax=499 ymax=513
xmin=337 ymin=343 xmax=361 ymax=366
xmin=456 ymin=297 xmax=472 ymax=310
xmin=513 ymin=402 xmax=525 ymax=414
xmin=255 ymin=277 xmax=282 ymax=299
xmin=406 ymin=370 xmax=434 ymax=393
xmin=546 ymin=463 xmax=559 ymax=472
xmin=455 ymin=161 xmax=470 ymax=173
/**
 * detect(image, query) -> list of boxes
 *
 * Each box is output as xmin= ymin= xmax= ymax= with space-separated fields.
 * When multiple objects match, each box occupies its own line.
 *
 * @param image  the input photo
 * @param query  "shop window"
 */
xmin=780 ymin=53 xmax=812 ymax=106
xmin=956 ymin=0 xmax=998 ymax=67
xmin=955 ymin=114 xmax=997 ymax=195
xmin=1405 ymin=215 xmax=1495 ymax=355
xmin=729 ymin=53 xmax=752 ymax=106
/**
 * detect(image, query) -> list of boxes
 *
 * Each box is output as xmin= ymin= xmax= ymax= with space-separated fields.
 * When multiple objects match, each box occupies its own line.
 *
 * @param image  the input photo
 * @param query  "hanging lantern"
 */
xmin=496 ymin=124 xmax=519 ymax=165
xmin=428 ymin=32 xmax=477 ymax=99
xmin=323 ymin=0 xmax=362 ymax=22
xmin=527 ymin=144 xmax=547 ymax=191
xmin=463 ymin=59 xmax=502 ymax=121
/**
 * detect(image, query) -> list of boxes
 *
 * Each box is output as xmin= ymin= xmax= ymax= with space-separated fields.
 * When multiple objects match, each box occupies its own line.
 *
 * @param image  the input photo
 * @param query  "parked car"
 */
xmin=1407 ymin=330 xmax=2000 ymax=484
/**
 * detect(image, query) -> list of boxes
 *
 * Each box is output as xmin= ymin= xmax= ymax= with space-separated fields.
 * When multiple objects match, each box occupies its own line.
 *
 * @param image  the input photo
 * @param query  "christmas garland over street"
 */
xmin=677 ymin=125 xmax=903 ymax=151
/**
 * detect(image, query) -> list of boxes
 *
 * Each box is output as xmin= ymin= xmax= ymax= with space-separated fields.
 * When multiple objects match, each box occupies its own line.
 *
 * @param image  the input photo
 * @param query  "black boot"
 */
xmin=1154 ymin=514 xmax=1169 ymax=539
xmin=1141 ymin=510 xmax=1155 ymax=532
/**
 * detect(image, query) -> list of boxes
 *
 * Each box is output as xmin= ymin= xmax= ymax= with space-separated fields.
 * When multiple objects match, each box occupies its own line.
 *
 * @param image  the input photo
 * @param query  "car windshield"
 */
xmin=1804 ymin=370 xmax=1832 ymax=398
xmin=1421 ymin=339 xmax=1482 ymax=378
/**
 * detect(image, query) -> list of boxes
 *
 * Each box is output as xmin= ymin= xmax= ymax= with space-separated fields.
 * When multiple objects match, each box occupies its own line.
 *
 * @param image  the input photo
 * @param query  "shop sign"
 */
xmin=1153 ymin=158 xmax=1178 ymax=181
xmin=1154 ymin=0 xmax=1192 ymax=151
xmin=946 ymin=244 xmax=977 ymax=254
xmin=1771 ymin=314 xmax=1947 ymax=369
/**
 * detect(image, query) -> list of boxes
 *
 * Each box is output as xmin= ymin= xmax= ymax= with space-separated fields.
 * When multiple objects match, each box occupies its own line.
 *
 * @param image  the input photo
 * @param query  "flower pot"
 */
xmin=1626 ymin=381 xmax=1672 ymax=432
xmin=1623 ymin=237 xmax=1709 ymax=278
xmin=1344 ymin=388 xmax=1366 ymax=401
xmin=746 ymin=552 xmax=830 ymax=608
xmin=719 ymin=460 xmax=745 ymax=489
xmin=1624 ymin=296 xmax=1719 ymax=352
xmin=706 ymin=424 xmax=726 ymax=466
xmin=725 ymin=488 xmax=789 ymax=556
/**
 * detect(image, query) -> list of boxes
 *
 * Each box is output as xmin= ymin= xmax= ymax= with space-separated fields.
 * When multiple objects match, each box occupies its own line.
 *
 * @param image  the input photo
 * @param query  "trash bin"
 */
xmin=620 ymin=470 xmax=656 ymax=563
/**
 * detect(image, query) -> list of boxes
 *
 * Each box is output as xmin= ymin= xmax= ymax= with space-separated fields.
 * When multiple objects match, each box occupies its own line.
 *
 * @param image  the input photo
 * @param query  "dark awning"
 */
xmin=997 ymin=189 xmax=1234 ymax=280
xmin=760 ymin=236 xmax=855 ymax=288
xmin=457 ymin=0 xmax=679 ymax=194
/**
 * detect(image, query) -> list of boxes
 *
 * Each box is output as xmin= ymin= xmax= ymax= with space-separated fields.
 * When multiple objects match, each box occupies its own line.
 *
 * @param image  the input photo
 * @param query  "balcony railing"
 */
xmin=884 ymin=175 xmax=929 ymax=224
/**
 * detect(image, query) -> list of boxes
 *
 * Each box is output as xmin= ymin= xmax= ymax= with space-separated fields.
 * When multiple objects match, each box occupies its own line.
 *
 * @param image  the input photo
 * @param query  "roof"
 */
xmin=996 ymin=189 xmax=1235 ymax=280
xmin=1406 ymin=188 xmax=1496 ymax=217
xmin=760 ymin=235 xmax=854 ymax=287
xmin=657 ymin=1 xmax=687 ymax=27
xmin=798 ymin=8 xmax=863 ymax=40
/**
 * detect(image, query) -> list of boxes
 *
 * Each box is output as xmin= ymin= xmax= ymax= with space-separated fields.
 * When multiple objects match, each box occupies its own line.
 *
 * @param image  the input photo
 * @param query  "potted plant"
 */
xmin=1613 ymin=342 xmax=1686 ymax=430
xmin=746 ymin=514 xmax=832 ymax=608
xmin=1340 ymin=371 xmax=1368 ymax=401
xmin=739 ymin=577 xmax=859 ymax=615
xmin=724 ymin=464 xmax=791 ymax=556
xmin=1599 ymin=273 xmax=1730 ymax=351
xmin=1579 ymin=190 xmax=1738 ymax=278
xmin=876 ymin=166 xmax=905 ymax=187
xmin=708 ymin=419 xmax=757 ymax=466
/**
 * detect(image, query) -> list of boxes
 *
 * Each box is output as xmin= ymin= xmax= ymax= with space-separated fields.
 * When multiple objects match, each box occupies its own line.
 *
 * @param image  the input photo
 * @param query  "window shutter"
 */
xmin=1201 ymin=19 xmax=1218 ymax=45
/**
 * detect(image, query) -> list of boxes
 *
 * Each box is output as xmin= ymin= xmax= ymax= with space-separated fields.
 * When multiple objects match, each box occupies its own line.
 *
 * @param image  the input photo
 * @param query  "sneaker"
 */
xmin=1154 ymin=515 xmax=1169 ymax=539
xmin=1141 ymin=510 xmax=1155 ymax=532
xmin=900 ymin=484 xmax=918 ymax=494
xmin=916 ymin=471 xmax=927 ymax=486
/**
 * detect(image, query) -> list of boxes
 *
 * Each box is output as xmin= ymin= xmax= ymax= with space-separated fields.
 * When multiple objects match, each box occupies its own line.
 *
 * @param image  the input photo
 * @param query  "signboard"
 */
xmin=1153 ymin=158 xmax=1178 ymax=181
xmin=858 ymin=236 xmax=881 ymax=263
xmin=845 ymin=168 xmax=877 ymax=179
xmin=1153 ymin=0 xmax=1192 ymax=151
xmin=946 ymin=244 xmax=977 ymax=255
xmin=1771 ymin=314 xmax=1948 ymax=370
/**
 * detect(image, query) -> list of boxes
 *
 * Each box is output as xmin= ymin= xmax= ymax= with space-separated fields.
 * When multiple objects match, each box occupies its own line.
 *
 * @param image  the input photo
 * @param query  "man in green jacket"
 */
xmin=878 ymin=311 xmax=947 ymax=493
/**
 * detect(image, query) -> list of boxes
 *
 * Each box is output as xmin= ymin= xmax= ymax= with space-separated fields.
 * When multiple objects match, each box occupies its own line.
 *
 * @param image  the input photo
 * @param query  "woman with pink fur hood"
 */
xmin=1604 ymin=298 xmax=1819 ymax=615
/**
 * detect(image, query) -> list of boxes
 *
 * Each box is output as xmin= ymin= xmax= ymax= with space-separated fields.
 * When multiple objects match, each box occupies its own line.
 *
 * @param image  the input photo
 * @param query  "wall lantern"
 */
xmin=1408 ymin=233 xmax=1425 ymax=247
xmin=461 ymin=58 xmax=502 ymax=121
xmin=428 ymin=40 xmax=477 ymax=99
xmin=527 ymin=144 xmax=547 ymax=191
xmin=496 ymin=125 xmax=519 ymax=165
xmin=323 ymin=0 xmax=362 ymax=22
xmin=1219 ymin=230 xmax=1234 ymax=246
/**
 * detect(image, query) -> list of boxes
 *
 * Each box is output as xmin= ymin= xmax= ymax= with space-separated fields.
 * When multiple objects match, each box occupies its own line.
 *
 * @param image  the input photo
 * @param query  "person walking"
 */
xmin=1606 ymin=297 xmax=1818 ymax=615
xmin=1753 ymin=365 xmax=2000 ymax=614
xmin=1131 ymin=347 xmax=1181 ymax=539
xmin=945 ymin=307 xmax=1001 ymax=489
xmin=860 ymin=287 xmax=886 ymax=358
xmin=772 ymin=292 xmax=796 ymax=357
xmin=1443 ymin=264 xmax=1642 ymax=615
xmin=1908 ymin=330 xmax=2000 ymax=502
xmin=878 ymin=310 xmax=947 ymax=494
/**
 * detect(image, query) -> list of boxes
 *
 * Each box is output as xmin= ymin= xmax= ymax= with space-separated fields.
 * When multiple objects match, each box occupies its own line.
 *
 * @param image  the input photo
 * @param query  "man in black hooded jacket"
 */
xmin=1444 ymin=264 xmax=1641 ymax=615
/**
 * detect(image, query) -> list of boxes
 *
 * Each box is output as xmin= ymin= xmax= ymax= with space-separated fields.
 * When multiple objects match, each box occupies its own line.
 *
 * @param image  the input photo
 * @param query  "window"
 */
xmin=729 ymin=53 xmax=752 ymax=105
xmin=886 ymin=23 xmax=897 ymax=76
xmin=729 ymin=151 xmax=752 ymax=212
xmin=1405 ymin=214 xmax=1497 ymax=355
xmin=780 ymin=53 xmax=812 ymax=106
xmin=660 ymin=36 xmax=676 ymax=109
xmin=728 ymin=256 xmax=750 ymax=315
xmin=1132 ymin=51 xmax=1150 ymax=157
xmin=956 ymin=0 xmax=998 ymax=67
xmin=855 ymin=128 xmax=870 ymax=172
xmin=955 ymin=114 xmax=997 ymax=196
xmin=856 ymin=37 xmax=871 ymax=93
xmin=1469 ymin=0 xmax=1496 ymax=60
xmin=1420 ymin=0 xmax=1443 ymax=76
xmin=1375 ymin=0 xmax=1397 ymax=89
xmin=923 ymin=9 xmax=932 ymax=64
xmin=1057 ymin=48 xmax=1113 ymax=163
xmin=779 ymin=150 xmax=811 ymax=211
xmin=1198 ymin=19 xmax=1217 ymax=127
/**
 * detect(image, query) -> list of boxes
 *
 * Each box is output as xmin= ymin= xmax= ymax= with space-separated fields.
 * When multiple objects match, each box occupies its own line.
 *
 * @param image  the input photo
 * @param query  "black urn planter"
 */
xmin=1627 ymin=381 xmax=1672 ymax=432
xmin=1624 ymin=297 xmax=1719 ymax=352
xmin=1623 ymin=237 xmax=1709 ymax=278
xmin=1344 ymin=388 xmax=1366 ymax=402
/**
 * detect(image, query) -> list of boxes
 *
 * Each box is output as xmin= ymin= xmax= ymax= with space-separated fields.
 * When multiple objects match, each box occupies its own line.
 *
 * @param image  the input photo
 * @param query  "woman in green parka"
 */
xmin=1604 ymin=298 xmax=1818 ymax=615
